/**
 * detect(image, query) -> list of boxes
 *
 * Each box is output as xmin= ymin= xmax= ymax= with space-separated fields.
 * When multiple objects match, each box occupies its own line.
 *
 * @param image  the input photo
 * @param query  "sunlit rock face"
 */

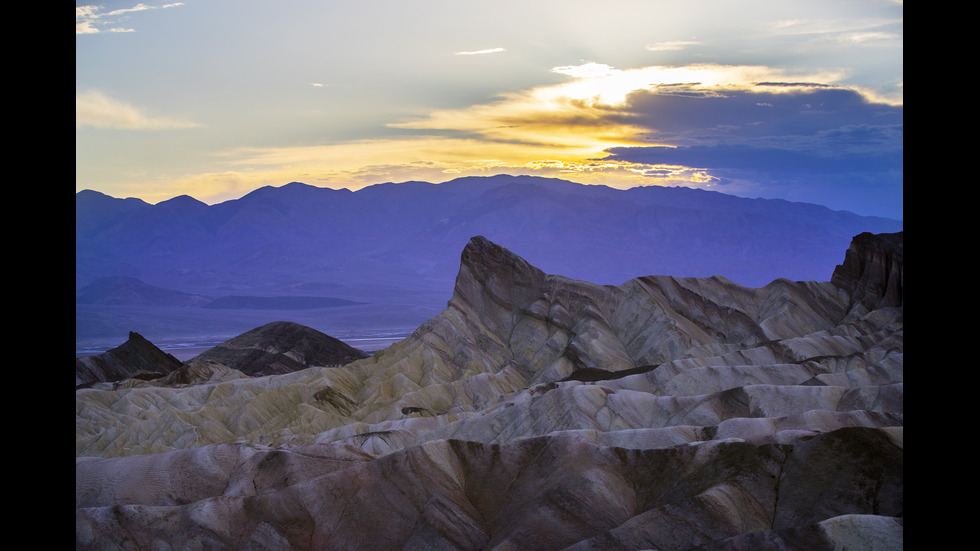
xmin=76 ymin=232 xmax=903 ymax=550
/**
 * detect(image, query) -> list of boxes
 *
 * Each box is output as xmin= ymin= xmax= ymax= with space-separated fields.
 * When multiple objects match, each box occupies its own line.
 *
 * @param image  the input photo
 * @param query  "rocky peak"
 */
xmin=451 ymin=236 xmax=548 ymax=321
xmin=189 ymin=321 xmax=369 ymax=377
xmin=75 ymin=331 xmax=183 ymax=388
xmin=458 ymin=236 xmax=545 ymax=289
xmin=831 ymin=231 xmax=903 ymax=313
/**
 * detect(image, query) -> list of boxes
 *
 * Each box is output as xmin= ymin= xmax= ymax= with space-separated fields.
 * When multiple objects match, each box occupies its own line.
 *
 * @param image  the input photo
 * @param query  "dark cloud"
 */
xmin=596 ymin=84 xmax=903 ymax=219
xmin=600 ymin=86 xmax=903 ymax=181
xmin=611 ymin=85 xmax=902 ymax=143
xmin=602 ymin=138 xmax=902 ymax=175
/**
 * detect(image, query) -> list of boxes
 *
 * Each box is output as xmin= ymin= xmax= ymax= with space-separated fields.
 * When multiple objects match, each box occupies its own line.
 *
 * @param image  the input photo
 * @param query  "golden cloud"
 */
xmin=104 ymin=63 xmax=893 ymax=204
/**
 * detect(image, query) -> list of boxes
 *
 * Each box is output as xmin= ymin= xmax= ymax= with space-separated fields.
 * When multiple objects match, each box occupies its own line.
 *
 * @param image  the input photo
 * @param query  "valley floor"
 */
xmin=77 ymin=331 xmax=412 ymax=360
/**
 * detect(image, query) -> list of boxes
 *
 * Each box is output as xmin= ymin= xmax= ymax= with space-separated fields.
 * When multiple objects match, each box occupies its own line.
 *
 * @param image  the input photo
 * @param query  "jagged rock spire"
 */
xmin=831 ymin=231 xmax=903 ymax=312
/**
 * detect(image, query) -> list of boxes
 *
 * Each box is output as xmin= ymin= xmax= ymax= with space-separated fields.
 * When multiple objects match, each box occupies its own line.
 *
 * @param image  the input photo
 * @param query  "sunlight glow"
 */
xmin=392 ymin=63 xmax=855 ymax=139
xmin=541 ymin=63 xmax=850 ymax=105
xmin=136 ymin=62 xmax=891 ymax=204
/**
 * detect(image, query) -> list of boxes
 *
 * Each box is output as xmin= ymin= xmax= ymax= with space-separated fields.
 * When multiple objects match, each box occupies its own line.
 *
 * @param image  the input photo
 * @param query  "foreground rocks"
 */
xmin=75 ymin=232 xmax=903 ymax=550
xmin=76 ymin=427 xmax=901 ymax=550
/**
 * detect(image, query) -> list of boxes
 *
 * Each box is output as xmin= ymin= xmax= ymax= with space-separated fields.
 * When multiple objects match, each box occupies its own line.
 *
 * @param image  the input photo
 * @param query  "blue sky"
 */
xmin=76 ymin=1 xmax=903 ymax=219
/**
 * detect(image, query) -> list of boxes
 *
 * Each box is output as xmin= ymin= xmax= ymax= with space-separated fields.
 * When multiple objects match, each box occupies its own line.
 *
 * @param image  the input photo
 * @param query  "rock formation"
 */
xmin=76 ymin=232 xmax=903 ymax=550
xmin=188 ymin=320 xmax=370 ymax=376
xmin=76 ymin=321 xmax=369 ymax=389
xmin=75 ymin=331 xmax=183 ymax=388
xmin=831 ymin=231 xmax=903 ymax=313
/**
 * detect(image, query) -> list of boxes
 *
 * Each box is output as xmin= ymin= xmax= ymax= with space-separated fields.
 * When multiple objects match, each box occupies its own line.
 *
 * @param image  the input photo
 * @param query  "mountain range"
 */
xmin=76 ymin=230 xmax=902 ymax=550
xmin=76 ymin=175 xmax=902 ymax=353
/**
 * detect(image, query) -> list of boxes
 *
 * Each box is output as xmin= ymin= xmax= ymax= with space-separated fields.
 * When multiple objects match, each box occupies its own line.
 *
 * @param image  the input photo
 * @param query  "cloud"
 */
xmin=550 ymin=62 xmax=620 ymax=79
xmin=84 ymin=60 xmax=901 ymax=217
xmin=598 ymin=117 xmax=902 ymax=218
xmin=237 ymin=64 xmax=901 ymax=196
xmin=454 ymin=47 xmax=506 ymax=55
xmin=382 ymin=62 xmax=900 ymax=216
xmin=609 ymin=84 xmax=903 ymax=143
xmin=594 ymin=83 xmax=902 ymax=206
xmin=387 ymin=63 xmax=866 ymax=148
xmin=765 ymin=14 xmax=903 ymax=54
xmin=646 ymin=41 xmax=700 ymax=51
xmin=600 ymin=140 xmax=902 ymax=175
xmin=838 ymin=31 xmax=901 ymax=44
xmin=76 ymin=90 xmax=201 ymax=130
xmin=171 ymin=132 xmax=672 ymax=204
xmin=76 ymin=2 xmax=183 ymax=35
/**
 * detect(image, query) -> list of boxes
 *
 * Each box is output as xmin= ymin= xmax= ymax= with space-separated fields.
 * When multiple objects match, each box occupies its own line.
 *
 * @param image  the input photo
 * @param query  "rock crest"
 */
xmin=75 ymin=331 xmax=182 ymax=388
xmin=831 ymin=230 xmax=903 ymax=313
xmin=189 ymin=320 xmax=369 ymax=376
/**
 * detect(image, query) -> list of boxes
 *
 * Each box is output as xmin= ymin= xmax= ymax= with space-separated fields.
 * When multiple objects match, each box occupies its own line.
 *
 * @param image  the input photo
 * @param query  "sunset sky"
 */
xmin=76 ymin=0 xmax=903 ymax=219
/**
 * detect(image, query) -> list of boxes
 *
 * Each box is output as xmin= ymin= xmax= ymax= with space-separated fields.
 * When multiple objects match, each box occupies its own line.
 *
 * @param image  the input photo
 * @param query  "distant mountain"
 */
xmin=202 ymin=295 xmax=365 ymax=310
xmin=75 ymin=331 xmax=183 ymax=388
xmin=76 ymin=276 xmax=213 ymax=307
xmin=188 ymin=320 xmax=369 ymax=376
xmin=75 ymin=175 xmax=903 ymax=292
xmin=76 ymin=276 xmax=366 ymax=311
xmin=76 ymin=175 xmax=903 ymax=347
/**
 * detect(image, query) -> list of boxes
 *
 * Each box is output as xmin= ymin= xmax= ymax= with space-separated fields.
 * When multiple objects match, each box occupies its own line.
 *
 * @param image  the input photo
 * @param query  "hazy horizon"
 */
xmin=78 ymin=172 xmax=904 ymax=223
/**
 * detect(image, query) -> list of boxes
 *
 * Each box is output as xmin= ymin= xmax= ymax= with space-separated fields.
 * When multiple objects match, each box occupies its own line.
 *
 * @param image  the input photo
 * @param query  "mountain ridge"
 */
xmin=76 ymin=175 xmax=902 ymax=291
xmin=76 ymin=231 xmax=903 ymax=549
xmin=76 ymin=175 xmax=902 ymax=350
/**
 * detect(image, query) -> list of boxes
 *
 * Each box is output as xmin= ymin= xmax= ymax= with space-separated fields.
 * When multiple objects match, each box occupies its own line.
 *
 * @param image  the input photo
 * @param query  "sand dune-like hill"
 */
xmin=76 ymin=232 xmax=903 ymax=550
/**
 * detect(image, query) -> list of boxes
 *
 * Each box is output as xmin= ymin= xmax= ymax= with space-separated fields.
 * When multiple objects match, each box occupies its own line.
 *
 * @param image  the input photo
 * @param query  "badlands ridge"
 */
xmin=76 ymin=232 xmax=903 ymax=550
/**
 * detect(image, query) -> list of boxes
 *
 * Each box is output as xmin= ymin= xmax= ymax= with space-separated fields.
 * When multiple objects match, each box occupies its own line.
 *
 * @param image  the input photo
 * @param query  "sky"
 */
xmin=76 ymin=0 xmax=903 ymax=220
